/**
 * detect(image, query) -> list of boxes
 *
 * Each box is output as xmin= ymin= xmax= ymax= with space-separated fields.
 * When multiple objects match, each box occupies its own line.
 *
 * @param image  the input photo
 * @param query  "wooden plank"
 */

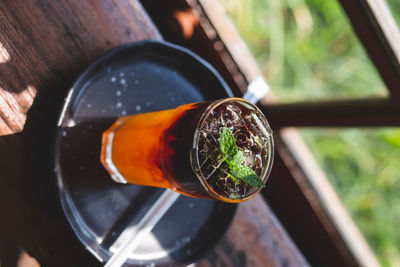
xmin=339 ymin=0 xmax=400 ymax=104
xmin=194 ymin=0 xmax=262 ymax=83
xmin=0 ymin=0 xmax=160 ymax=135
xmin=140 ymin=0 xmax=248 ymax=96
xmin=263 ymin=153 xmax=353 ymax=266
xmin=147 ymin=1 xmax=380 ymax=266
xmin=264 ymin=129 xmax=380 ymax=267
xmin=0 ymin=0 xmax=160 ymax=266
xmin=259 ymin=97 xmax=400 ymax=128
xmin=197 ymin=195 xmax=309 ymax=267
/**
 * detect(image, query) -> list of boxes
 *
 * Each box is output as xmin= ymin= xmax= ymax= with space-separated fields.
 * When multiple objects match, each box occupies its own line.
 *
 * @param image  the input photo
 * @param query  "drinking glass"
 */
xmin=101 ymin=97 xmax=274 ymax=203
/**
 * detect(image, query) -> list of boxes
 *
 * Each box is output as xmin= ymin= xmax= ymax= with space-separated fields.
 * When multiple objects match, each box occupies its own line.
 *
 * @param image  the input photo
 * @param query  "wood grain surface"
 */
xmin=0 ymin=1 xmax=306 ymax=266
xmin=197 ymin=195 xmax=309 ymax=267
xmin=0 ymin=0 xmax=160 ymax=266
xmin=0 ymin=0 xmax=160 ymax=135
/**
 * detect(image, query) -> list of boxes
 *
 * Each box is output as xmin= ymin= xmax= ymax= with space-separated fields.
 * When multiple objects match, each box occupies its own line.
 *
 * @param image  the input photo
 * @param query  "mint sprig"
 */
xmin=219 ymin=127 xmax=265 ymax=188
xmin=219 ymin=127 xmax=238 ymax=157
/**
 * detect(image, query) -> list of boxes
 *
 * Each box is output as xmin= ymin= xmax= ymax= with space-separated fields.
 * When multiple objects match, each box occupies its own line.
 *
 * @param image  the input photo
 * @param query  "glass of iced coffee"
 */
xmin=100 ymin=97 xmax=274 ymax=203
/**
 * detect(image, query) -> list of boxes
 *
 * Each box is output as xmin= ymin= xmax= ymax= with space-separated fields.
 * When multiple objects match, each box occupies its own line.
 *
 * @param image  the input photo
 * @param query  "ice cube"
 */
xmin=197 ymin=101 xmax=270 ymax=199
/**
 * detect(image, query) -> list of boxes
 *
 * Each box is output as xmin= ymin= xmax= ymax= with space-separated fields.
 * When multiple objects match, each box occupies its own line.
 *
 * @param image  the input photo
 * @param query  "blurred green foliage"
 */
xmin=219 ymin=0 xmax=400 ymax=265
xmin=301 ymin=128 xmax=400 ymax=266
xmin=387 ymin=0 xmax=400 ymax=27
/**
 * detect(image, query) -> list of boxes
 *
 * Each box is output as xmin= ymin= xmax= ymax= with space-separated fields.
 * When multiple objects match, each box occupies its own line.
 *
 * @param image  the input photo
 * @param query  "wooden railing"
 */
xmin=142 ymin=0 xmax=399 ymax=266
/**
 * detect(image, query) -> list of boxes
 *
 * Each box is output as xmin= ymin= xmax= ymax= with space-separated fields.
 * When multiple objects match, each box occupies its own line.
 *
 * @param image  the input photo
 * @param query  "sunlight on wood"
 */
xmin=0 ymin=85 xmax=37 ymax=135
xmin=17 ymin=250 xmax=41 ymax=267
xmin=0 ymin=42 xmax=10 ymax=63
xmin=174 ymin=9 xmax=199 ymax=39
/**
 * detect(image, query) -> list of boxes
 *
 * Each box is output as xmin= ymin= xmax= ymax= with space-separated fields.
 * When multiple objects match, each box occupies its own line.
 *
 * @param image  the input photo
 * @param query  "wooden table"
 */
xmin=0 ymin=1 xmax=307 ymax=266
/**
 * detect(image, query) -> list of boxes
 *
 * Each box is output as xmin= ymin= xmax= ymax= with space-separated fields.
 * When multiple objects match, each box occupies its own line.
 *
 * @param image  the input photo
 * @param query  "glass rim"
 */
xmin=190 ymin=97 xmax=274 ymax=203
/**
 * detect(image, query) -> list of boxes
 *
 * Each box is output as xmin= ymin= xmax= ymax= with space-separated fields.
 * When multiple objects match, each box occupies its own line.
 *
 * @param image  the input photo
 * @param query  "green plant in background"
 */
xmin=219 ymin=0 xmax=400 ymax=266
xmin=301 ymin=128 xmax=400 ymax=266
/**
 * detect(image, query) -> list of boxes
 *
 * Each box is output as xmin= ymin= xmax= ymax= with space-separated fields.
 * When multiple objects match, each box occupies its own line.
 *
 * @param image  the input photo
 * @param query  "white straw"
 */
xmin=105 ymin=190 xmax=180 ymax=267
xmin=242 ymin=76 xmax=270 ymax=104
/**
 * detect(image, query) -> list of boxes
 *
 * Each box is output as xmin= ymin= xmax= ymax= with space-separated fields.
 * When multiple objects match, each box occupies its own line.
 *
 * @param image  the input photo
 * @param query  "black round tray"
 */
xmin=53 ymin=40 xmax=237 ymax=266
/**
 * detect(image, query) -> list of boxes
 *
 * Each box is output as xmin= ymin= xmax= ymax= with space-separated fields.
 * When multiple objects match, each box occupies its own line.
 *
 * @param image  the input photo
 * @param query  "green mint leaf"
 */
xmin=232 ymin=150 xmax=244 ymax=166
xmin=225 ymin=171 xmax=241 ymax=184
xmin=219 ymin=127 xmax=238 ymax=157
xmin=219 ymin=127 xmax=265 ymax=189
xmin=231 ymin=164 xmax=265 ymax=188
